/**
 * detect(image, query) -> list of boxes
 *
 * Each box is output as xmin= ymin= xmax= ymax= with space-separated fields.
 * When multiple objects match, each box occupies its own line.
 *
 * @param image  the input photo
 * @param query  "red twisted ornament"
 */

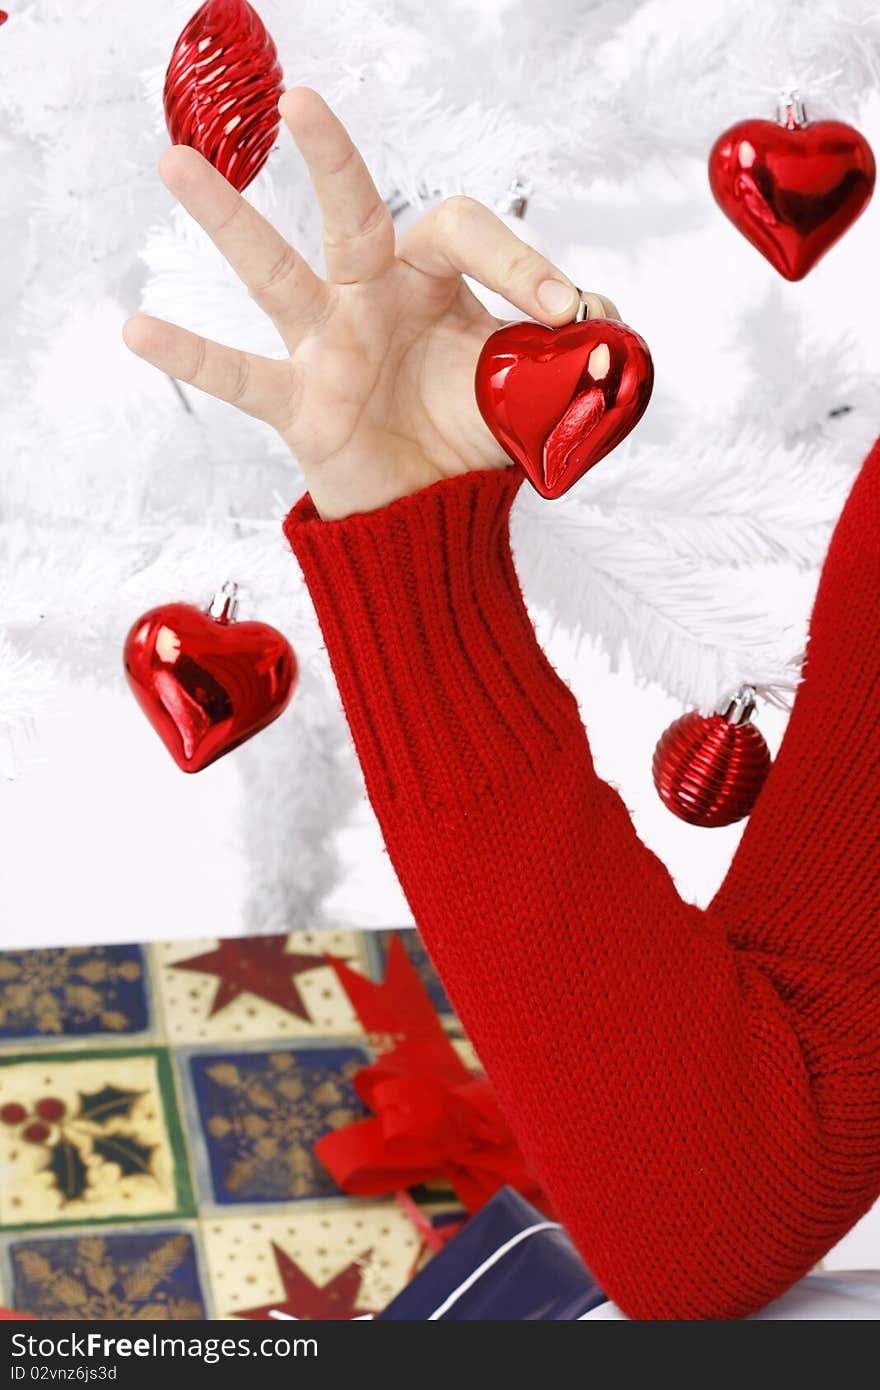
xmin=652 ymin=687 xmax=771 ymax=828
xmin=164 ymin=0 xmax=284 ymax=193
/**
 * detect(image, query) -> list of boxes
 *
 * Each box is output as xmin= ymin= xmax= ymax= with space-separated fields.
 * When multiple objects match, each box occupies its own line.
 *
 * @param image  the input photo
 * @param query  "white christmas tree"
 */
xmin=3 ymin=0 xmax=880 ymax=930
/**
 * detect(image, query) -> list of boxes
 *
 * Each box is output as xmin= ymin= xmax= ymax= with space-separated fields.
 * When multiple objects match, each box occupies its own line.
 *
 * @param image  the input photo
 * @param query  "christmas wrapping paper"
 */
xmin=0 ymin=930 xmax=462 ymax=1319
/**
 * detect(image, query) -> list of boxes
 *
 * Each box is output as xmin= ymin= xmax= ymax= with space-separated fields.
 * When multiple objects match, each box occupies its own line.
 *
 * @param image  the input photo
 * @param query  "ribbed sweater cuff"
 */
xmin=283 ymin=466 xmax=583 ymax=809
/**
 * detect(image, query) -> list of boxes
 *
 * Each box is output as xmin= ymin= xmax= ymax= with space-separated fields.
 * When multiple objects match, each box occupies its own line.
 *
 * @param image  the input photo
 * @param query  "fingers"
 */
xmin=579 ymin=292 xmax=622 ymax=322
xmin=158 ymin=146 xmax=328 ymax=347
xmin=280 ymin=87 xmax=394 ymax=284
xmin=398 ymin=196 xmax=585 ymax=325
xmin=123 ymin=314 xmax=295 ymax=428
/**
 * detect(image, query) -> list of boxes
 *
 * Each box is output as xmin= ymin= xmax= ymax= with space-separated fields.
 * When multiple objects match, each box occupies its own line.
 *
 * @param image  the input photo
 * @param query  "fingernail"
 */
xmin=536 ymin=279 xmax=577 ymax=316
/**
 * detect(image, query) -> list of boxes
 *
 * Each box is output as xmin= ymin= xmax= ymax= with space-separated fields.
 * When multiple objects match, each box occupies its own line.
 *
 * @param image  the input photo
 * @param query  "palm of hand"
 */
xmin=285 ymin=269 xmax=505 ymax=507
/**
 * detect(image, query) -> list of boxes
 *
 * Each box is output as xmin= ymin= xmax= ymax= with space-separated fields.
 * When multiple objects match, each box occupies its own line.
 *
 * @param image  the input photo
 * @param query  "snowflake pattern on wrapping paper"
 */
xmin=189 ymin=1047 xmax=369 ymax=1204
xmin=9 ymin=1231 xmax=205 ymax=1320
xmin=0 ymin=947 xmax=147 ymax=1039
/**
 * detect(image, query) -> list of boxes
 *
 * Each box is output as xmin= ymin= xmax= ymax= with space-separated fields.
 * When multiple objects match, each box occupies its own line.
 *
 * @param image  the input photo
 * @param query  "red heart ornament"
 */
xmin=475 ymin=319 xmax=654 ymax=499
xmin=709 ymin=116 xmax=875 ymax=281
xmin=124 ymin=595 xmax=296 ymax=773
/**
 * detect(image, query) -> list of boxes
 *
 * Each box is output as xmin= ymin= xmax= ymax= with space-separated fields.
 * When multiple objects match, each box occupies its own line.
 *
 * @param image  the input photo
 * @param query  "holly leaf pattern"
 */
xmin=77 ymin=1085 xmax=141 ymax=1124
xmin=47 ymin=1138 xmax=89 ymax=1203
xmin=92 ymin=1133 xmax=154 ymax=1179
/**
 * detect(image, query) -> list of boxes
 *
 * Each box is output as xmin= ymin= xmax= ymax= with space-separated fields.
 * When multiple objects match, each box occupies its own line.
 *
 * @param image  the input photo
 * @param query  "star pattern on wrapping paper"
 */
xmin=234 ymin=1243 xmax=372 ymax=1321
xmin=171 ymin=937 xmax=325 ymax=1020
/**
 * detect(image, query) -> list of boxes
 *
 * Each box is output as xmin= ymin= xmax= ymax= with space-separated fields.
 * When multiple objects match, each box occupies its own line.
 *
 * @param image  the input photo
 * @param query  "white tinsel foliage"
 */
xmin=3 ymin=0 xmax=880 ymax=918
xmin=235 ymin=664 xmax=362 ymax=933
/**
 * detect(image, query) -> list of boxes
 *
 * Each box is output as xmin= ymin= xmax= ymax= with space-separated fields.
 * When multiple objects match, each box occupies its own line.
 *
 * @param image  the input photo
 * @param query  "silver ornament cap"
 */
xmin=776 ymin=89 xmax=807 ymax=130
xmin=207 ymin=581 xmax=240 ymax=624
xmin=717 ymin=684 xmax=758 ymax=726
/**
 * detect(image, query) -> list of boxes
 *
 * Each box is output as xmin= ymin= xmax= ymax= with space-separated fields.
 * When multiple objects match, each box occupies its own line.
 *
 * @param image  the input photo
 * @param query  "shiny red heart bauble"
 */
xmin=652 ymin=709 xmax=771 ymax=828
xmin=708 ymin=118 xmax=875 ymax=281
xmin=164 ymin=0 xmax=284 ymax=193
xmin=475 ymin=319 xmax=654 ymax=499
xmin=124 ymin=601 xmax=296 ymax=773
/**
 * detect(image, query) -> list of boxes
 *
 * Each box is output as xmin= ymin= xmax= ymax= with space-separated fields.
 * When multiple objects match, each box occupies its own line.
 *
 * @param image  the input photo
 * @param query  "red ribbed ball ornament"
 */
xmin=164 ymin=0 xmax=284 ymax=193
xmin=652 ymin=687 xmax=771 ymax=828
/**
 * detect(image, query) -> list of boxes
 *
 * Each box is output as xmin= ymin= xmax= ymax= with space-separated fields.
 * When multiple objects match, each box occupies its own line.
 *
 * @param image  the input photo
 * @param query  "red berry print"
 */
xmin=0 ymin=1103 xmax=27 ymax=1125
xmin=35 ymin=1097 xmax=66 ymax=1122
xmin=22 ymin=1122 xmax=50 ymax=1144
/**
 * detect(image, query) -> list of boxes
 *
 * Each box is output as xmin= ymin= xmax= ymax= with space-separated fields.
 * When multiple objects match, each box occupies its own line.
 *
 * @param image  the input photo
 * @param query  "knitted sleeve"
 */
xmin=284 ymin=443 xmax=880 ymax=1321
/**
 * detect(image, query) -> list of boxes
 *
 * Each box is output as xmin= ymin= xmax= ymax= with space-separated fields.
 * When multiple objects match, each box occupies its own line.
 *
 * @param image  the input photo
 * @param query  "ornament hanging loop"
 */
xmin=496 ymin=177 xmax=530 ymax=220
xmin=718 ymin=684 xmax=758 ymax=726
xmin=574 ymin=290 xmax=592 ymax=323
xmin=776 ymin=89 xmax=807 ymax=130
xmin=207 ymin=581 xmax=240 ymax=625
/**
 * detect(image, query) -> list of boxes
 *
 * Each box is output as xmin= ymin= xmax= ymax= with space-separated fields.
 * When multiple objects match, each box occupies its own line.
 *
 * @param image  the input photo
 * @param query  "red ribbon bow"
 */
xmin=315 ymin=937 xmax=543 ymax=1214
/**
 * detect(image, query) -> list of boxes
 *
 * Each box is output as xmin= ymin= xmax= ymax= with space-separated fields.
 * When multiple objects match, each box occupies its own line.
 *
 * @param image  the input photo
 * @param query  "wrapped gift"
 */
xmin=316 ymin=938 xmax=544 ymax=1214
xmin=378 ymin=1186 xmax=607 ymax=1320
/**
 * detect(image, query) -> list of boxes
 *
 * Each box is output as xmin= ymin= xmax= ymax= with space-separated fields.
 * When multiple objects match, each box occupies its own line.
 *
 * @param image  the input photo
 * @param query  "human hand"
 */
xmin=124 ymin=88 xmax=618 ymax=520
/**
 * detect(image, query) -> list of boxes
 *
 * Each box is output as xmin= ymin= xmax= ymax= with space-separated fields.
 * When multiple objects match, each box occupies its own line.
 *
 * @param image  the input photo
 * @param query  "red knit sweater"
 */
xmin=284 ymin=438 xmax=880 ymax=1321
